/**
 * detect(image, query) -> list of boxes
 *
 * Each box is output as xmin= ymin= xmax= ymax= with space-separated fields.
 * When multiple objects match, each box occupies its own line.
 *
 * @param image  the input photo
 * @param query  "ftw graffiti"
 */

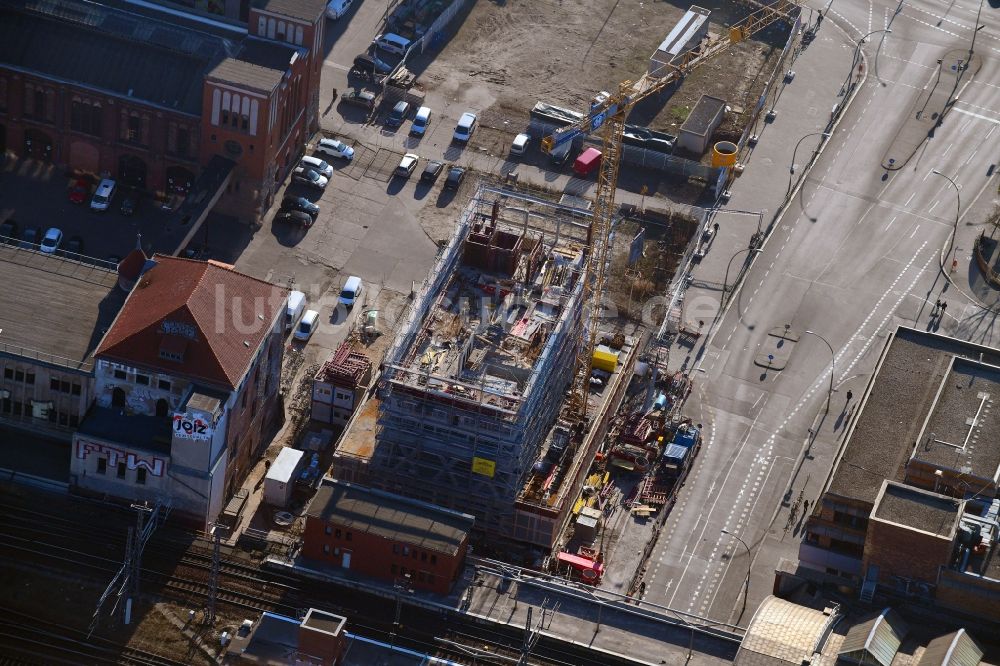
xmin=75 ymin=439 xmax=165 ymax=477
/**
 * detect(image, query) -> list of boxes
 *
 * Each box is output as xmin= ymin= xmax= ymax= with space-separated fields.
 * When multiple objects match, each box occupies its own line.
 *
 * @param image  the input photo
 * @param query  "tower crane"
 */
xmin=543 ymin=1 xmax=799 ymax=418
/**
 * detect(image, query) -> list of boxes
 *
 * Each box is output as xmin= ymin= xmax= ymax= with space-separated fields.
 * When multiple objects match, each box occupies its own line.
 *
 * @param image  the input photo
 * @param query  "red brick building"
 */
xmin=70 ymin=255 xmax=287 ymax=528
xmin=303 ymin=479 xmax=475 ymax=595
xmin=0 ymin=0 xmax=326 ymax=221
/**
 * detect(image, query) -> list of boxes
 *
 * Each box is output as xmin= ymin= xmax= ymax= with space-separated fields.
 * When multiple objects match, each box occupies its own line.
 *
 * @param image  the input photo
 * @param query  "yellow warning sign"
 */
xmin=471 ymin=457 xmax=496 ymax=478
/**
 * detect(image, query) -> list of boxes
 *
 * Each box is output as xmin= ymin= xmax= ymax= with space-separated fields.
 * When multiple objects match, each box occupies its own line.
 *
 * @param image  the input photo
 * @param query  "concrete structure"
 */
xmin=311 ymin=343 xmax=372 ymax=427
xmin=735 ymin=595 xmax=839 ymax=666
xmin=648 ymin=5 xmax=711 ymax=77
xmin=357 ymin=190 xmax=589 ymax=542
xmin=263 ymin=446 xmax=305 ymax=507
xmin=303 ymin=478 xmax=474 ymax=595
xmin=226 ymin=608 xmax=346 ymax=665
xmin=0 ymin=245 xmax=124 ymax=439
xmin=799 ymin=327 xmax=1000 ymax=623
xmin=678 ymin=94 xmax=727 ymax=154
xmin=71 ymin=255 xmax=287 ymax=528
xmin=0 ymin=0 xmax=326 ymax=221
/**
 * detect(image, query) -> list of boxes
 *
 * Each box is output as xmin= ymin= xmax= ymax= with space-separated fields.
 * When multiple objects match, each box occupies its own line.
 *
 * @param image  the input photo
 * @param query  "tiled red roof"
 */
xmin=96 ymin=255 xmax=287 ymax=389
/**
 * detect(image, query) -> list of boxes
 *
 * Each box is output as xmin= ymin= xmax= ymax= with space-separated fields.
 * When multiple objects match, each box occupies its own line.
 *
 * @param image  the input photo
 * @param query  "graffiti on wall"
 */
xmin=75 ymin=439 xmax=166 ymax=477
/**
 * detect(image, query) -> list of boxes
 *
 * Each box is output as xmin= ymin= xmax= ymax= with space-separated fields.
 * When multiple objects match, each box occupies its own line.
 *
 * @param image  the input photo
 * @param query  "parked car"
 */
xmin=65 ymin=235 xmax=85 ymax=256
xmin=299 ymin=155 xmax=334 ymax=178
xmin=68 ymin=178 xmax=90 ymax=204
xmin=395 ymin=153 xmax=419 ymax=178
xmin=325 ymin=0 xmax=352 ymax=19
xmin=276 ymin=209 xmax=314 ymax=227
xmin=294 ymin=309 xmax=320 ymax=341
xmin=120 ymin=190 xmax=139 ymax=216
xmin=293 ymin=167 xmax=329 ymax=189
xmin=182 ymin=244 xmax=213 ymax=261
xmin=444 ymin=166 xmax=466 ymax=191
xmin=511 ymin=133 xmax=530 ymax=156
xmin=90 ymin=178 xmax=116 ymax=212
xmin=20 ymin=226 xmax=41 ymax=249
xmin=40 ymin=227 xmax=63 ymax=254
xmin=420 ymin=160 xmax=444 ymax=184
xmin=453 ymin=112 xmax=478 ymax=143
xmin=351 ymin=54 xmax=392 ymax=78
xmin=386 ymin=100 xmax=411 ymax=129
xmin=281 ymin=195 xmax=320 ymax=218
xmin=0 ymin=220 xmax=18 ymax=244
xmin=316 ymin=138 xmax=355 ymax=161
xmin=341 ymin=89 xmax=377 ymax=111
xmin=373 ymin=33 xmax=411 ymax=56
xmin=410 ymin=106 xmax=432 ymax=136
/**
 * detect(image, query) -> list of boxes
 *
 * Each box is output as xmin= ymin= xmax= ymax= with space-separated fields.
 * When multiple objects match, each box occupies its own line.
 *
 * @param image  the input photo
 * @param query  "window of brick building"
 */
xmin=72 ymin=383 xmax=81 ymax=396
xmin=61 ymin=381 xmax=70 ymax=393
xmin=137 ymin=468 xmax=147 ymax=485
xmin=97 ymin=457 xmax=107 ymax=475
xmin=3 ymin=367 xmax=12 ymax=379
xmin=50 ymin=377 xmax=60 ymax=391
xmin=430 ymin=555 xmax=437 ymax=565
xmin=135 ymin=374 xmax=149 ymax=386
xmin=158 ymin=379 xmax=171 ymax=392
xmin=114 ymin=369 xmax=126 ymax=380
xmin=117 ymin=462 xmax=126 ymax=479
xmin=325 ymin=525 xmax=332 ymax=535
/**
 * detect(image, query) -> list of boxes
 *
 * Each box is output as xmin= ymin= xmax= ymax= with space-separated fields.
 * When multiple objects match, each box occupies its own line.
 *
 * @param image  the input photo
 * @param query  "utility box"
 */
xmin=264 ymin=447 xmax=306 ymax=508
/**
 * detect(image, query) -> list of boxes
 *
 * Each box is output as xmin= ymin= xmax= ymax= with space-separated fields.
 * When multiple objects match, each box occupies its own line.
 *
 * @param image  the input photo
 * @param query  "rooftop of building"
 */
xmin=912 ymin=357 xmax=1000 ymax=481
xmin=680 ymin=94 xmax=728 ymax=136
xmin=96 ymin=255 xmax=286 ymax=390
xmin=251 ymin=0 xmax=327 ymax=22
xmin=78 ymin=405 xmax=173 ymax=454
xmin=384 ymin=208 xmax=587 ymax=415
xmin=826 ymin=327 xmax=1000 ymax=506
xmin=871 ymin=481 xmax=962 ymax=539
xmin=0 ymin=245 xmax=123 ymax=373
xmin=237 ymin=36 xmax=300 ymax=71
xmin=306 ymin=478 xmax=474 ymax=556
xmin=735 ymin=595 xmax=837 ymax=666
xmin=334 ymin=395 xmax=378 ymax=462
xmin=207 ymin=57 xmax=284 ymax=94
xmin=0 ymin=0 xmax=232 ymax=115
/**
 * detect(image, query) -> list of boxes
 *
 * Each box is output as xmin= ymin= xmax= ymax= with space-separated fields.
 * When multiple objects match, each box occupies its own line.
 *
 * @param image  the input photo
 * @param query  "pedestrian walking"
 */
xmin=940 ymin=301 xmax=948 ymax=316
xmin=846 ymin=390 xmax=853 ymax=402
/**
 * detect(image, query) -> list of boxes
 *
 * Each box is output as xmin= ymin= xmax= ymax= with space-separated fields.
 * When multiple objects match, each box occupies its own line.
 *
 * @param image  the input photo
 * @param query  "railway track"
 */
xmin=0 ymin=492 xmax=646 ymax=665
xmin=0 ymin=609 xmax=190 ymax=666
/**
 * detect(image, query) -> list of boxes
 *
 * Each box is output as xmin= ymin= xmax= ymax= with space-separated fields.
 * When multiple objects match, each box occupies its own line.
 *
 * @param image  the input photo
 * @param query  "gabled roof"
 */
xmin=916 ymin=629 xmax=983 ymax=666
xmin=96 ymin=255 xmax=286 ymax=390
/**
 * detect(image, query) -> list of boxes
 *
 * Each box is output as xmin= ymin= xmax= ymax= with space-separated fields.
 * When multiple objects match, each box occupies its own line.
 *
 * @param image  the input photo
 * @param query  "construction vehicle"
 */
xmin=543 ymin=1 xmax=798 ymax=417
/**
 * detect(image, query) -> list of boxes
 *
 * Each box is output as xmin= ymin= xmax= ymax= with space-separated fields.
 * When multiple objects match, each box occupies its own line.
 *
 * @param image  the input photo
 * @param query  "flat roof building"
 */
xmin=302 ymin=478 xmax=474 ymax=594
xmin=799 ymin=326 xmax=1000 ymax=625
xmin=0 ymin=245 xmax=124 ymax=438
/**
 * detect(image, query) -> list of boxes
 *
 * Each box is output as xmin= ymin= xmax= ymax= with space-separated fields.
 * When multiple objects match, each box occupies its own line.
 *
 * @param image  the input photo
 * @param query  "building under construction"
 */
xmin=363 ymin=188 xmax=593 ymax=540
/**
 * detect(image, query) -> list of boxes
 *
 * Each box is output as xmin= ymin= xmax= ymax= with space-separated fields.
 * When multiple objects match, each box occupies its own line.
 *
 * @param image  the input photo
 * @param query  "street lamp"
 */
xmin=804 ymin=330 xmax=835 ymax=413
xmin=932 ymin=170 xmax=964 ymax=274
xmin=720 ymin=529 xmax=751 ymax=621
xmin=788 ymin=131 xmax=831 ymax=195
xmin=845 ymin=29 xmax=891 ymax=92
xmin=721 ymin=247 xmax=763 ymax=309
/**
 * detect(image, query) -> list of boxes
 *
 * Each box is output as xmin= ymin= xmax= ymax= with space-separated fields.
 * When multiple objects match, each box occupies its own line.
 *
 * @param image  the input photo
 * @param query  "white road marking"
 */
xmin=953 ymin=107 xmax=1000 ymax=125
xmin=885 ymin=216 xmax=897 ymax=231
xmin=929 ymin=200 xmax=939 ymax=213
xmin=906 ymin=192 xmax=915 ymax=205
xmin=942 ymin=143 xmax=953 ymax=158
xmin=910 ymin=225 xmax=920 ymax=238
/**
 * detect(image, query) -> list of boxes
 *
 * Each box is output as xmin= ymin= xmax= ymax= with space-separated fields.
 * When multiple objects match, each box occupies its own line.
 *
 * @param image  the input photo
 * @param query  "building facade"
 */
xmin=70 ymin=255 xmax=287 ymax=527
xmin=303 ymin=479 xmax=474 ymax=595
xmin=0 ymin=0 xmax=326 ymax=221
xmin=311 ymin=343 xmax=372 ymax=427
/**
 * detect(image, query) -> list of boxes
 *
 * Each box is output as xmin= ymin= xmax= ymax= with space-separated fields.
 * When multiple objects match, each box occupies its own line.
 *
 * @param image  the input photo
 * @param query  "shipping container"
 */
xmin=573 ymin=147 xmax=603 ymax=177
xmin=264 ymin=447 xmax=306 ymax=508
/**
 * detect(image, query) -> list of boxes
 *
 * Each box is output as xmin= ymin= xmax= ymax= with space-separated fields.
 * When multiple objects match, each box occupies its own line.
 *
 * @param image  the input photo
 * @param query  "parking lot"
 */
xmin=0 ymin=156 xmax=248 ymax=265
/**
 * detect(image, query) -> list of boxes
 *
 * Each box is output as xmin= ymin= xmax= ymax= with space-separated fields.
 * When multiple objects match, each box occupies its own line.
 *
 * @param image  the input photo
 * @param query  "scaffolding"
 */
xmin=368 ymin=187 xmax=590 ymax=539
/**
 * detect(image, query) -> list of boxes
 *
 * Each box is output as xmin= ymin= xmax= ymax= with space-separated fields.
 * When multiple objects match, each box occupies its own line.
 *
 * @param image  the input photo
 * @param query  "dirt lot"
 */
xmin=419 ymin=0 xmax=790 ymax=137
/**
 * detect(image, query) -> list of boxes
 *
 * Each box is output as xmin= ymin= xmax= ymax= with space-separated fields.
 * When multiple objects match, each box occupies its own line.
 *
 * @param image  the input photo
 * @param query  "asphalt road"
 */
xmin=639 ymin=0 xmax=1000 ymax=627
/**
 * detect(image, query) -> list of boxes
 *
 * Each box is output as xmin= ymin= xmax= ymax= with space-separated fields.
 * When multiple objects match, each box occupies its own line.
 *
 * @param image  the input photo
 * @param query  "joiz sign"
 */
xmin=172 ymin=412 xmax=214 ymax=441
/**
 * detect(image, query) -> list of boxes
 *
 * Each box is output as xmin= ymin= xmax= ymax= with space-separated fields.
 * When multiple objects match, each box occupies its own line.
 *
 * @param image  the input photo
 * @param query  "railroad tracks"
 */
xmin=0 ymin=609 xmax=189 ymax=666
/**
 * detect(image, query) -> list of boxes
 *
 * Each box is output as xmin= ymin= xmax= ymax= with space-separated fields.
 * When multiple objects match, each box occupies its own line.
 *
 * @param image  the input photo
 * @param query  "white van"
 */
xmin=90 ymin=178 xmax=117 ymax=212
xmin=285 ymin=290 xmax=307 ymax=332
xmin=294 ymin=309 xmax=319 ymax=341
xmin=453 ymin=112 xmax=477 ymax=143
xmin=410 ymin=106 xmax=432 ymax=136
xmin=511 ymin=133 xmax=530 ymax=156
xmin=373 ymin=33 xmax=411 ymax=56
xmin=299 ymin=155 xmax=333 ymax=178
xmin=338 ymin=275 xmax=363 ymax=309
xmin=325 ymin=0 xmax=352 ymax=19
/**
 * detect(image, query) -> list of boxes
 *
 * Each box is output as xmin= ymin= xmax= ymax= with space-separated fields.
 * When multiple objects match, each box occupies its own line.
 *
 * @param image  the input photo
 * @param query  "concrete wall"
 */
xmin=301 ymin=515 xmax=467 ymax=595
